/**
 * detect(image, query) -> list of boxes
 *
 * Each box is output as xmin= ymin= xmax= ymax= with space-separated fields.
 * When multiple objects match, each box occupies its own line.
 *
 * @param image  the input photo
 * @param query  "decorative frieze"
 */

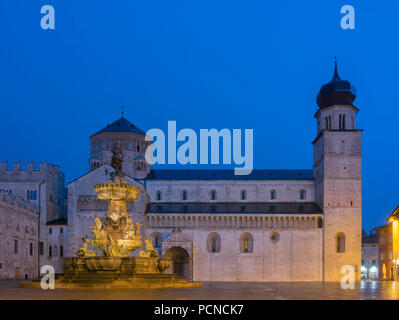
xmin=146 ymin=213 xmax=322 ymax=230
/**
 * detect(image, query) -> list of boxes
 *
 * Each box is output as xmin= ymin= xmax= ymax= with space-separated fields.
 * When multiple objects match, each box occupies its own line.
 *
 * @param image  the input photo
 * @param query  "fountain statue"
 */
xmin=75 ymin=141 xmax=161 ymax=271
xmin=19 ymin=142 xmax=202 ymax=289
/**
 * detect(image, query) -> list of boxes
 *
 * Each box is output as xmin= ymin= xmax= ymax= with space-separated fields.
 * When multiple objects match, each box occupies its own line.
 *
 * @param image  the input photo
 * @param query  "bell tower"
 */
xmin=313 ymin=59 xmax=362 ymax=281
xmin=89 ymin=113 xmax=151 ymax=179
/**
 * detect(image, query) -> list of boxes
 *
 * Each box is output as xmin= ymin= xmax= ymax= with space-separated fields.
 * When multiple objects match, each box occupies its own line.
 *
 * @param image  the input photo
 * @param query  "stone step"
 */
xmin=58 ymin=278 xmax=190 ymax=284
xmin=56 ymin=276 xmax=191 ymax=284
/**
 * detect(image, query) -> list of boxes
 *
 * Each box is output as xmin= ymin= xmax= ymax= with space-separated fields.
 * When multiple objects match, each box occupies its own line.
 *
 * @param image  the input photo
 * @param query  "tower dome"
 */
xmin=316 ymin=59 xmax=356 ymax=108
xmin=89 ymin=113 xmax=151 ymax=178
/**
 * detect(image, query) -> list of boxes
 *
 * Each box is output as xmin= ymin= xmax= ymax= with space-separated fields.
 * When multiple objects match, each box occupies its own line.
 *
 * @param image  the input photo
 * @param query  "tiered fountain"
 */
xmin=21 ymin=143 xmax=201 ymax=289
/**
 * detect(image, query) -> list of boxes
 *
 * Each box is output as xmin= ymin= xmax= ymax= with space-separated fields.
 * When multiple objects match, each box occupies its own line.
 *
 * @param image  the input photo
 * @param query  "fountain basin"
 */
xmin=117 ymin=239 xmax=143 ymax=254
xmin=94 ymin=180 xmax=141 ymax=202
xmin=85 ymin=257 xmax=122 ymax=271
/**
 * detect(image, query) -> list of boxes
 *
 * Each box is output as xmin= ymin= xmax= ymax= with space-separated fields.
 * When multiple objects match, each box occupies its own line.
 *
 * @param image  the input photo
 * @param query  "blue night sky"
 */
xmin=0 ymin=1 xmax=398 ymax=232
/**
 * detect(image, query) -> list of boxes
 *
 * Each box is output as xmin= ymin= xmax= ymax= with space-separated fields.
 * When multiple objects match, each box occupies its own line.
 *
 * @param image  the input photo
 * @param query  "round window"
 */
xmin=270 ymin=232 xmax=280 ymax=243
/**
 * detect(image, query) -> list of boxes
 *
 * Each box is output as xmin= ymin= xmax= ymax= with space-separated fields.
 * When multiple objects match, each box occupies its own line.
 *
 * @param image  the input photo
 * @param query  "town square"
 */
xmin=0 ymin=0 xmax=399 ymax=306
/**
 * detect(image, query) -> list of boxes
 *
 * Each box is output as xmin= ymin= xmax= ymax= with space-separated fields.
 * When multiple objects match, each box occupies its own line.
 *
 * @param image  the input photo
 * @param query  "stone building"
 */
xmin=361 ymin=230 xmax=378 ymax=279
xmin=0 ymin=191 xmax=39 ymax=280
xmin=374 ymin=205 xmax=399 ymax=281
xmin=46 ymin=218 xmax=67 ymax=273
xmin=0 ymin=161 xmax=66 ymax=276
xmin=66 ymin=62 xmax=362 ymax=282
xmin=374 ymin=224 xmax=394 ymax=280
xmin=387 ymin=205 xmax=399 ymax=280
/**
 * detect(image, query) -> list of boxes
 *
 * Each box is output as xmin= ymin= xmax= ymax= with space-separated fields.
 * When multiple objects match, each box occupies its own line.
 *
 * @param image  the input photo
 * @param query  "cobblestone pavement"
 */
xmin=0 ymin=280 xmax=398 ymax=300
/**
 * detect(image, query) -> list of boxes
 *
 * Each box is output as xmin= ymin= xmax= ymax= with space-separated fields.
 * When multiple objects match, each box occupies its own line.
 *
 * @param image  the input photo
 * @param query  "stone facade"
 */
xmin=65 ymin=98 xmax=362 ymax=282
xmin=46 ymin=219 xmax=67 ymax=273
xmin=375 ymin=224 xmax=395 ymax=280
xmin=1 ymin=65 xmax=363 ymax=283
xmin=0 ymin=191 xmax=39 ymax=280
xmin=0 ymin=161 xmax=66 ymax=277
xmin=148 ymin=224 xmax=323 ymax=281
xmin=313 ymin=106 xmax=362 ymax=281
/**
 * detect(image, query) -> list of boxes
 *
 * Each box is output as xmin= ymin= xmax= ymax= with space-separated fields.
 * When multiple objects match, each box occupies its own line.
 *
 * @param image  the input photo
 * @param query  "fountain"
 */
xmin=20 ymin=142 xmax=201 ymax=289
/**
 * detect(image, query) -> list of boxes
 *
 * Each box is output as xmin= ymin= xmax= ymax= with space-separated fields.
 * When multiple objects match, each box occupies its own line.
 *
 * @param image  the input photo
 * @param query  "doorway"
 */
xmin=164 ymin=246 xmax=190 ymax=279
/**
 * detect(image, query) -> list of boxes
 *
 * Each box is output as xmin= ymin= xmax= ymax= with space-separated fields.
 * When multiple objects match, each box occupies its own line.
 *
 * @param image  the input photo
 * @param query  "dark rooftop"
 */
xmin=372 ymin=223 xmax=392 ymax=231
xmin=362 ymin=230 xmax=378 ymax=243
xmin=148 ymin=202 xmax=322 ymax=214
xmin=316 ymin=59 xmax=356 ymax=109
xmin=92 ymin=117 xmax=146 ymax=137
xmin=387 ymin=205 xmax=399 ymax=222
xmin=147 ymin=169 xmax=314 ymax=181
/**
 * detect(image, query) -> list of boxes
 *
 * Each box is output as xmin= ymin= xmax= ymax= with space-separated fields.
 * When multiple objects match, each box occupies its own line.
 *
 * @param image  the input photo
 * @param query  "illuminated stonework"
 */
xmin=78 ymin=176 xmax=143 ymax=257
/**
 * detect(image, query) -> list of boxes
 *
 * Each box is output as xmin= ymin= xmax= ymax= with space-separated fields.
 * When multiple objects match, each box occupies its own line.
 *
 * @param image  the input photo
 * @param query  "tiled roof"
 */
xmin=92 ymin=117 xmax=145 ymax=136
xmin=147 ymin=169 xmax=314 ymax=181
xmin=148 ymin=202 xmax=322 ymax=214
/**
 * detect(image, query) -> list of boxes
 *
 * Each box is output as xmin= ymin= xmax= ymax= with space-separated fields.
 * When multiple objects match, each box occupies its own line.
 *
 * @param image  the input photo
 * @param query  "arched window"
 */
xmin=325 ymin=116 xmax=332 ymax=129
xmin=60 ymin=245 xmax=64 ymax=257
xmin=182 ymin=190 xmax=188 ymax=201
xmin=210 ymin=190 xmax=216 ymax=201
xmin=156 ymin=191 xmax=162 ymax=201
xmin=49 ymin=246 xmax=52 ymax=258
xmin=27 ymin=191 xmax=29 ymax=199
xmin=317 ymin=217 xmax=323 ymax=228
xmin=339 ymin=114 xmax=346 ymax=130
xmin=240 ymin=190 xmax=247 ymax=200
xmin=300 ymin=189 xmax=306 ymax=200
xmin=337 ymin=233 xmax=346 ymax=253
xmin=270 ymin=190 xmax=276 ymax=200
xmin=53 ymin=245 xmax=58 ymax=257
xmin=33 ymin=190 xmax=37 ymax=200
xmin=207 ymin=232 xmax=221 ymax=253
xmin=240 ymin=233 xmax=253 ymax=253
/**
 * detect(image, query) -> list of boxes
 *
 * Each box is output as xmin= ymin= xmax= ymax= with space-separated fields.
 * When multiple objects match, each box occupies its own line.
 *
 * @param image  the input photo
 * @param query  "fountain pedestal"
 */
xmin=20 ymin=256 xmax=202 ymax=289
xmin=62 ymin=257 xmax=161 ymax=275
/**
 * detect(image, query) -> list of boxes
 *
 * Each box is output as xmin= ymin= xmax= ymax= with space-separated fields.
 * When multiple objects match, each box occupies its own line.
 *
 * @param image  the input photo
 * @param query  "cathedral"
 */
xmin=0 ymin=62 xmax=362 ymax=282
